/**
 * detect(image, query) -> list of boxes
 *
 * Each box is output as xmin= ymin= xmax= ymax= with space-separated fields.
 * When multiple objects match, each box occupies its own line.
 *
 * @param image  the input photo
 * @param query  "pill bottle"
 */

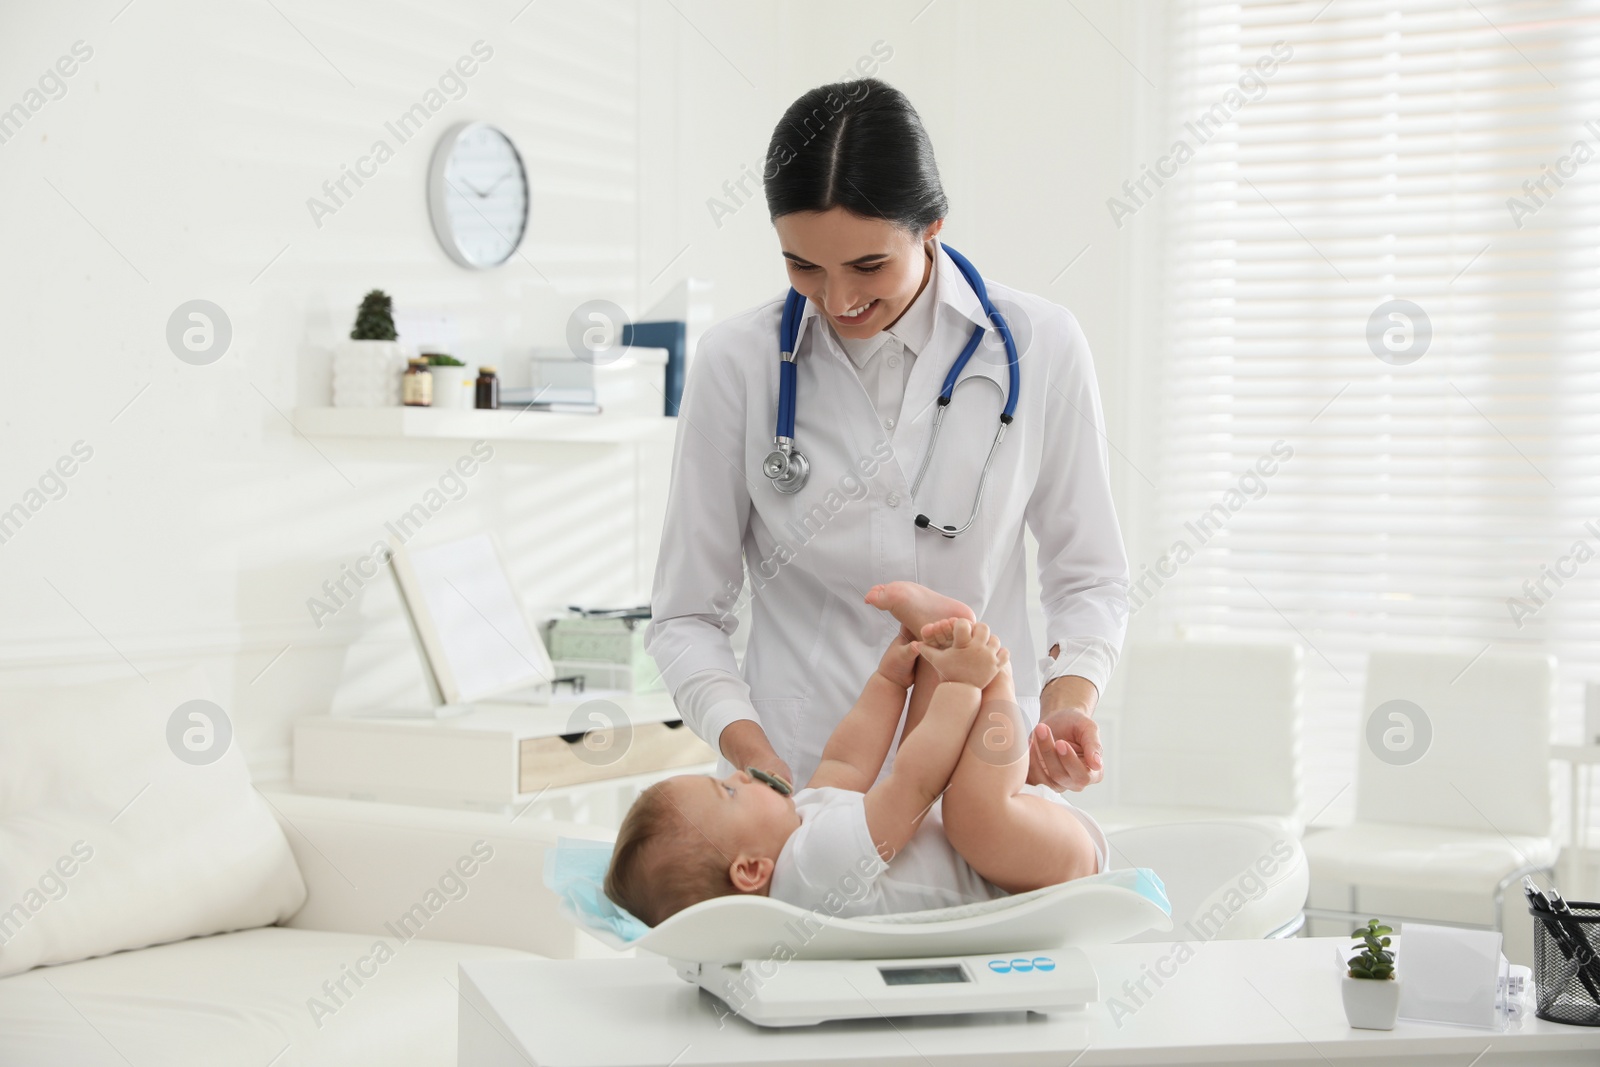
xmin=402 ymin=358 xmax=433 ymax=407
xmin=475 ymin=365 xmax=499 ymax=410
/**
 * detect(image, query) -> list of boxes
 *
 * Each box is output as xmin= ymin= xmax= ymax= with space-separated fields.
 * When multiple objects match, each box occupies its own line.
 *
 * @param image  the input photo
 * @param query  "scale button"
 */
xmin=1032 ymin=957 xmax=1056 ymax=971
xmin=987 ymin=960 xmax=1012 ymax=974
xmin=1009 ymin=958 xmax=1034 ymax=972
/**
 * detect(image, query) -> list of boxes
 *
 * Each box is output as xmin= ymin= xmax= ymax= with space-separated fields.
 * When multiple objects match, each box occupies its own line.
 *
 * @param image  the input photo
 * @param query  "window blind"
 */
xmin=1153 ymin=0 xmax=1600 ymax=831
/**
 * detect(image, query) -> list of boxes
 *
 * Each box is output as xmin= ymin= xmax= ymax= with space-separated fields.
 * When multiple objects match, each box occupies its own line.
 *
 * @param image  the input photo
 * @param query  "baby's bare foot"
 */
xmin=865 ymin=581 xmax=977 ymax=632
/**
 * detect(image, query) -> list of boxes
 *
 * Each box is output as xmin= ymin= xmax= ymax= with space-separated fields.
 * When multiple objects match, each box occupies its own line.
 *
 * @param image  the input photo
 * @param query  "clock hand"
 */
xmin=479 ymin=169 xmax=516 ymax=198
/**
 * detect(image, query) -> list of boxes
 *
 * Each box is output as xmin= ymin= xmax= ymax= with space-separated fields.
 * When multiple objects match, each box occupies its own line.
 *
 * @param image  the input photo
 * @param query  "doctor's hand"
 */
xmin=718 ymin=720 xmax=794 ymax=795
xmin=1031 ymin=674 xmax=1105 ymax=792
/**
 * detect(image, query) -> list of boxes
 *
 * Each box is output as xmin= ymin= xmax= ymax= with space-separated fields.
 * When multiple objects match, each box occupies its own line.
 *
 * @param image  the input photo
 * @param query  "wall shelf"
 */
xmin=291 ymin=406 xmax=677 ymax=444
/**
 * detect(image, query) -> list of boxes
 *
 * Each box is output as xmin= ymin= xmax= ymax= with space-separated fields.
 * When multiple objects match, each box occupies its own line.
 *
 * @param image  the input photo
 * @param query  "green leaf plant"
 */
xmin=1347 ymin=918 xmax=1395 ymax=980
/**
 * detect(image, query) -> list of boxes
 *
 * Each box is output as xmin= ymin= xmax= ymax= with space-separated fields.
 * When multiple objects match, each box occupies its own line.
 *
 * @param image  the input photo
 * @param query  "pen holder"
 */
xmin=1531 ymin=900 xmax=1600 ymax=1026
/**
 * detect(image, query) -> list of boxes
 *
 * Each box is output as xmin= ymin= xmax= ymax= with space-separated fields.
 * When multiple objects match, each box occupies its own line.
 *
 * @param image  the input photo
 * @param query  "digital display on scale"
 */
xmin=878 ymin=964 xmax=970 ymax=986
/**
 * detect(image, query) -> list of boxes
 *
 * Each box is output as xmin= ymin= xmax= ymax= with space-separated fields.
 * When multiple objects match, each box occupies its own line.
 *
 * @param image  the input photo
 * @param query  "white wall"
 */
xmin=1 ymin=0 xmax=661 ymax=781
xmin=1 ymin=1 xmax=1158 ymax=779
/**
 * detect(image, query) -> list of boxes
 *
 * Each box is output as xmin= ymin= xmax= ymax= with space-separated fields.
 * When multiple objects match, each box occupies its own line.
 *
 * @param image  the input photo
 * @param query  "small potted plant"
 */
xmin=352 ymin=289 xmax=398 ymax=342
xmin=1342 ymin=918 xmax=1399 ymax=1030
xmin=423 ymin=352 xmax=472 ymax=410
xmin=333 ymin=290 xmax=407 ymax=407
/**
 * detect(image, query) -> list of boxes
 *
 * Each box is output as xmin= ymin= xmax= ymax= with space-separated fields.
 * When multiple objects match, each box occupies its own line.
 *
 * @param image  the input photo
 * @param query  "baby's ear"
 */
xmin=730 ymin=854 xmax=775 ymax=894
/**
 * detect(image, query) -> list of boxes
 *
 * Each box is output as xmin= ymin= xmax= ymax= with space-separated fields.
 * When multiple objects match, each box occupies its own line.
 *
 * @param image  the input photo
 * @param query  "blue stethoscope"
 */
xmin=761 ymin=243 xmax=1020 ymax=538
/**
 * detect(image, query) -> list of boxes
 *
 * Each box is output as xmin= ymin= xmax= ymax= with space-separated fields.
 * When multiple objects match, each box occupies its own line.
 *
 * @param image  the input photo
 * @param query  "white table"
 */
xmin=458 ymin=937 xmax=1600 ymax=1066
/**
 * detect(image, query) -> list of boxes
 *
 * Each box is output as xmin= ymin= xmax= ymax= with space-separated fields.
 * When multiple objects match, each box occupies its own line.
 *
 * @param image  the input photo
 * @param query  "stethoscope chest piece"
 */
xmin=762 ymin=444 xmax=809 ymax=494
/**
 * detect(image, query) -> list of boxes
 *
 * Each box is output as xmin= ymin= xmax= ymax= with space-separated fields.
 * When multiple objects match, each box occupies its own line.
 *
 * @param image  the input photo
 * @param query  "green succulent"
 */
xmin=351 ymin=290 xmax=398 ymax=341
xmin=1347 ymin=918 xmax=1395 ymax=980
xmin=423 ymin=353 xmax=466 ymax=366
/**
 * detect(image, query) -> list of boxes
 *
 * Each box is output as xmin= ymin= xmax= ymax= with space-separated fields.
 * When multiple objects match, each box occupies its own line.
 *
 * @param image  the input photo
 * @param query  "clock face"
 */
xmin=428 ymin=122 xmax=528 ymax=269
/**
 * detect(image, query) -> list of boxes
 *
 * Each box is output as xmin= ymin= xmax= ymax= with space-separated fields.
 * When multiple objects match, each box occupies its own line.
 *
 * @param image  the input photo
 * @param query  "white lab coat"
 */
xmin=645 ymin=240 xmax=1130 ymax=788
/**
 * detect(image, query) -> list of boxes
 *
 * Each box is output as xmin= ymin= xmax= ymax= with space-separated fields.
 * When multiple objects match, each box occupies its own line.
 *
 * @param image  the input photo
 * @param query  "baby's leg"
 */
xmin=865 ymin=582 xmax=977 ymax=738
xmin=903 ymin=653 xmax=941 ymax=743
xmin=939 ymin=657 xmax=1100 ymax=893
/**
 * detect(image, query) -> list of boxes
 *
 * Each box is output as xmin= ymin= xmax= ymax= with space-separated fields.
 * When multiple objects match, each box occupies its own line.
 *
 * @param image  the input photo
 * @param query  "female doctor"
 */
xmin=644 ymin=78 xmax=1130 ymax=800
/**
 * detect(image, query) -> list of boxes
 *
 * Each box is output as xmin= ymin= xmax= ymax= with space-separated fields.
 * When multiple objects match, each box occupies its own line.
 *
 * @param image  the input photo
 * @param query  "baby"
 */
xmin=604 ymin=581 xmax=1107 ymax=926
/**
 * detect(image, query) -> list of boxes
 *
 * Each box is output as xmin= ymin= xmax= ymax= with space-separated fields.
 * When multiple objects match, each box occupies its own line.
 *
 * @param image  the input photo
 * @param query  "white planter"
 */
xmin=427 ymin=364 xmax=473 ymax=410
xmin=1341 ymin=974 xmax=1400 ymax=1030
xmin=333 ymin=340 xmax=406 ymax=408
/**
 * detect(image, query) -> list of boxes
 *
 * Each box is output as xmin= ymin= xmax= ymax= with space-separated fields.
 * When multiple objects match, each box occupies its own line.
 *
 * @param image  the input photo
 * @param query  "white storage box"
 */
xmin=529 ymin=345 xmax=668 ymax=419
xmin=552 ymin=658 xmax=664 ymax=694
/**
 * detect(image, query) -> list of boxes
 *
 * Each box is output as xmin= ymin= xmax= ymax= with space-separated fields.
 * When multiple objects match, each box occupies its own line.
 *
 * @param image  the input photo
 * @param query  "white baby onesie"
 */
xmin=767 ymin=785 xmax=1109 ymax=918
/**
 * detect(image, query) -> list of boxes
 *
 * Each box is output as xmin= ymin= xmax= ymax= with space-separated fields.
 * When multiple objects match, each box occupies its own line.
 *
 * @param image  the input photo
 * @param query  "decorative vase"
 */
xmin=427 ymin=364 xmax=473 ymax=410
xmin=1341 ymin=974 xmax=1400 ymax=1030
xmin=333 ymin=340 xmax=407 ymax=407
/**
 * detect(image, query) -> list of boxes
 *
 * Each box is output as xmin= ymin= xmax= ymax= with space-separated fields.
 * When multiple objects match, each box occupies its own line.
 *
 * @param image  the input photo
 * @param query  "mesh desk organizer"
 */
xmin=545 ymin=836 xmax=1174 ymax=1027
xmin=1530 ymin=898 xmax=1600 ymax=1026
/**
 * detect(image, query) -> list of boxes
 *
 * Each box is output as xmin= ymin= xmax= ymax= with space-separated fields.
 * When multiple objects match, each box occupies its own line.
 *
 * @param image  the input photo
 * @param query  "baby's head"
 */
xmin=604 ymin=768 xmax=801 ymax=927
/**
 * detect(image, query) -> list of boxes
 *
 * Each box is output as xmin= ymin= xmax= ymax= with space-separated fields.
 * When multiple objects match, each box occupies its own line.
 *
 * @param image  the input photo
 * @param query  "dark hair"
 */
xmin=763 ymin=78 xmax=947 ymax=235
xmin=604 ymin=779 xmax=736 ymax=927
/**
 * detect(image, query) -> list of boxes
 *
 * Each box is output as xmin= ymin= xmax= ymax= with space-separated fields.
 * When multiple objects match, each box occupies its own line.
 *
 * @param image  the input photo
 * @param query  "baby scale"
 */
xmin=620 ymin=867 xmax=1173 ymax=1028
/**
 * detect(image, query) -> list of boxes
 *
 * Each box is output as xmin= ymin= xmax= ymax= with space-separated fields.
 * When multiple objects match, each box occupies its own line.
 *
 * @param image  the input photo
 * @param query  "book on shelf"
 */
xmin=495 ymin=388 xmax=602 ymax=415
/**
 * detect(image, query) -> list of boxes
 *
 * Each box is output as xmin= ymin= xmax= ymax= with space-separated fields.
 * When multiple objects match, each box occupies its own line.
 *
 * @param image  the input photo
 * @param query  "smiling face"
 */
xmin=775 ymin=207 xmax=942 ymax=339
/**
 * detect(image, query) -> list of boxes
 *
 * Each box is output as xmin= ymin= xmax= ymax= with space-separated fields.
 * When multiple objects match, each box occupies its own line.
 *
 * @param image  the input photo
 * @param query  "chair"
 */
xmin=1078 ymin=640 xmax=1305 ymax=838
xmin=1301 ymin=649 xmax=1558 ymax=936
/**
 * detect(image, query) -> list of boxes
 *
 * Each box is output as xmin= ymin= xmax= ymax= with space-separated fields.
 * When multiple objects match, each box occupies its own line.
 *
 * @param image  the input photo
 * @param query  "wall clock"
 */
xmin=427 ymin=121 xmax=529 ymax=269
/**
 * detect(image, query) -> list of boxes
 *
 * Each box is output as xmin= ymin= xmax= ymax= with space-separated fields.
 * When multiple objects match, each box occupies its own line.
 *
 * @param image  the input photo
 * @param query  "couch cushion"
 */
xmin=0 ymin=666 xmax=306 ymax=977
xmin=0 ymin=925 xmax=539 ymax=1066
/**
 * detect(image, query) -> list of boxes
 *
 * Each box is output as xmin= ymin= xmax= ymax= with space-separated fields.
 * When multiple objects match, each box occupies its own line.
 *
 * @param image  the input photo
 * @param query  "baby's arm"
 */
xmin=805 ymin=632 xmax=920 ymax=794
xmin=861 ymin=621 xmax=1004 ymax=861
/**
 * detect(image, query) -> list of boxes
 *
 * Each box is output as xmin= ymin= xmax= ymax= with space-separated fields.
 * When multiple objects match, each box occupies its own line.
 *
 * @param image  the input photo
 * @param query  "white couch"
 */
xmin=0 ymin=666 xmax=617 ymax=1066
xmin=0 ymin=789 xmax=617 ymax=1067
